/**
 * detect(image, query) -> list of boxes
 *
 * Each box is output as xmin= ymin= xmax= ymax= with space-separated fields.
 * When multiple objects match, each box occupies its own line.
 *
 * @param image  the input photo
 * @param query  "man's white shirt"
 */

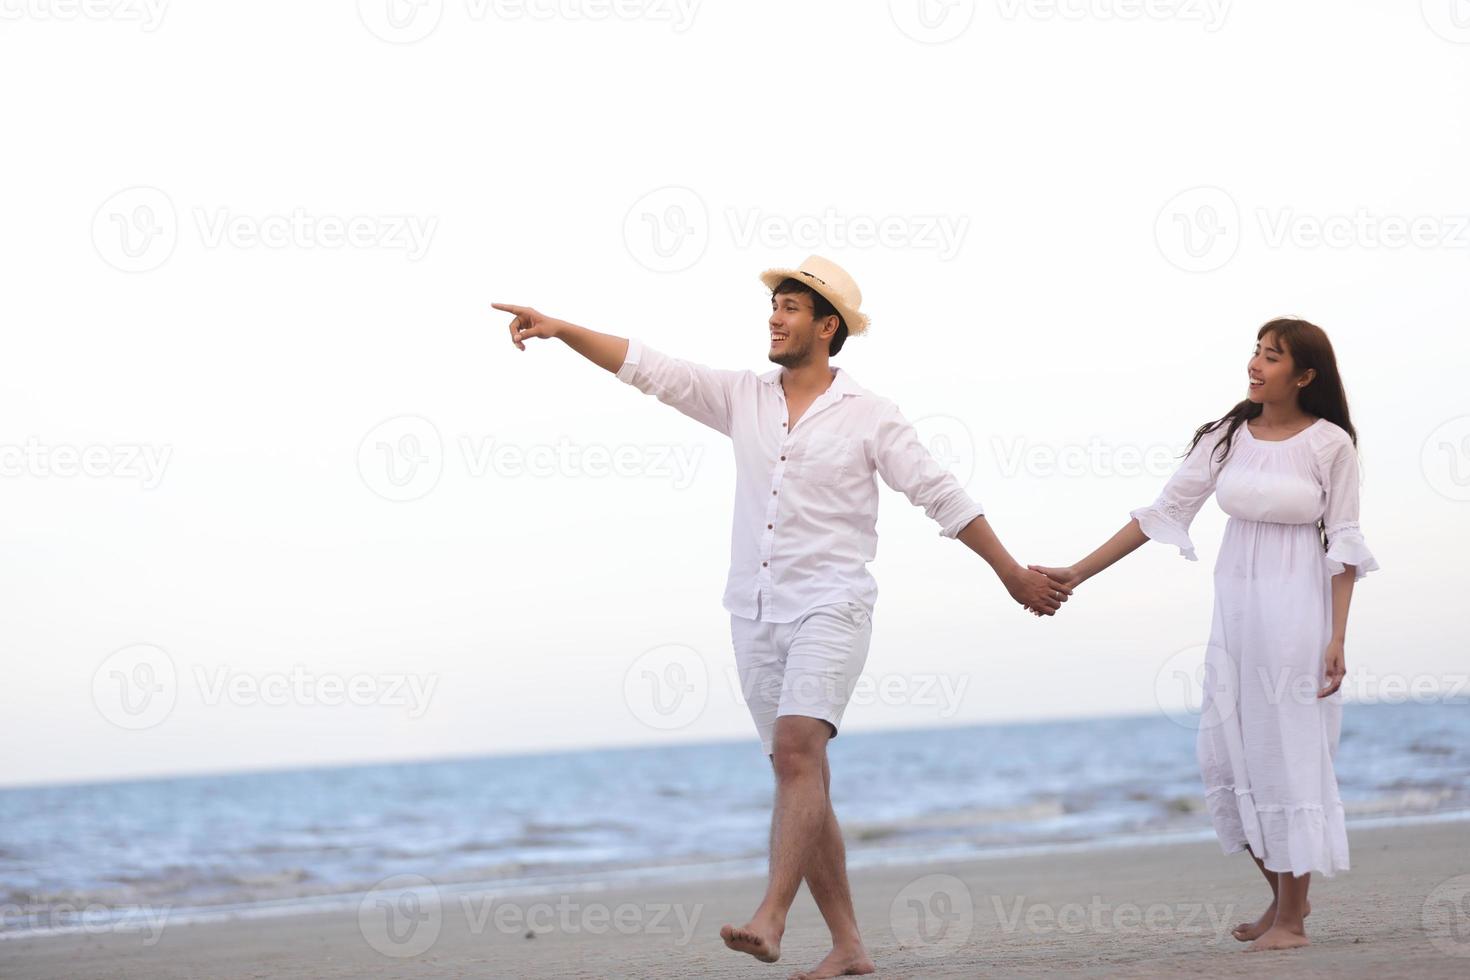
xmin=616 ymin=339 xmax=984 ymax=623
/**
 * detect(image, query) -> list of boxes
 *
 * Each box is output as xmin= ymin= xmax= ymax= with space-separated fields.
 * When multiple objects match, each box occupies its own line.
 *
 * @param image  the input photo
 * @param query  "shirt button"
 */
xmin=767 ymin=523 xmax=773 ymax=529
xmin=762 ymin=561 xmax=768 ymax=567
xmin=771 ymin=490 xmax=776 ymax=495
xmin=780 ymin=455 xmax=786 ymax=461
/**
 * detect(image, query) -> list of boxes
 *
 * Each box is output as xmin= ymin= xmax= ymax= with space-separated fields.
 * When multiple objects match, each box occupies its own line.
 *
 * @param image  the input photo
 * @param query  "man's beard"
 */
xmin=768 ymin=335 xmax=812 ymax=367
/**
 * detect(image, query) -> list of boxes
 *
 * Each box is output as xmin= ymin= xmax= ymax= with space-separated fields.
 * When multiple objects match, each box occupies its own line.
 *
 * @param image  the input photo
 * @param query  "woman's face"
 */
xmin=1247 ymin=331 xmax=1311 ymax=404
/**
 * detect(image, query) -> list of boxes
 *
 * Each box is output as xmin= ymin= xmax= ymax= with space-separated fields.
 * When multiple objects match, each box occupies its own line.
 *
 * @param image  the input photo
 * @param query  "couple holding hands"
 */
xmin=497 ymin=254 xmax=1375 ymax=977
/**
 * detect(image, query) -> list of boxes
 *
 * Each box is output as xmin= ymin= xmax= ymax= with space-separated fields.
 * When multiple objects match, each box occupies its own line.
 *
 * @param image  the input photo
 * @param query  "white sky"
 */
xmin=2 ymin=1 xmax=1467 ymax=787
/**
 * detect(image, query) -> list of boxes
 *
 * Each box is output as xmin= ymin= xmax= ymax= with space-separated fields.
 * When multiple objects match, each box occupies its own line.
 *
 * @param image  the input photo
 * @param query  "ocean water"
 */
xmin=3 ymin=700 xmax=1467 ymax=937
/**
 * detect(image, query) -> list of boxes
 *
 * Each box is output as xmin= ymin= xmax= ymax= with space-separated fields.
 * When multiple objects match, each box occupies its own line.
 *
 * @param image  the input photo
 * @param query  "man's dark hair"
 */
xmin=772 ymin=278 xmax=849 ymax=356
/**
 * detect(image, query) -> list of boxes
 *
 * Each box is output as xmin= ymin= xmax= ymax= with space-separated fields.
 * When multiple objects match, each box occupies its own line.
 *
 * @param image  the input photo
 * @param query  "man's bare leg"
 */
xmin=785 ymin=749 xmax=874 ymax=979
xmin=719 ymin=715 xmax=835 ymax=965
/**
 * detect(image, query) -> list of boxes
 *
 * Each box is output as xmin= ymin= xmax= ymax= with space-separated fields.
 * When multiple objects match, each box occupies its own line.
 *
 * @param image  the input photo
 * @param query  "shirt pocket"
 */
xmin=796 ymin=432 xmax=858 ymax=487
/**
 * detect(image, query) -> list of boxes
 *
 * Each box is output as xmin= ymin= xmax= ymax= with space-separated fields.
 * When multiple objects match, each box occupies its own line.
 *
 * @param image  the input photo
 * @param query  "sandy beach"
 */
xmin=5 ymin=817 xmax=1468 ymax=979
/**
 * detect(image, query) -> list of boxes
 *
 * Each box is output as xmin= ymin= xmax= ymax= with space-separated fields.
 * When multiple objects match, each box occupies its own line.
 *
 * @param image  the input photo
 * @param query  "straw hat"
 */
xmin=758 ymin=255 xmax=870 ymax=337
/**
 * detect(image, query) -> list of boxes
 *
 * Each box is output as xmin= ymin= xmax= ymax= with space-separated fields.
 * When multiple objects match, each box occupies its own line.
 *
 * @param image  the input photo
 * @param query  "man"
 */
xmin=495 ymin=254 xmax=1069 ymax=979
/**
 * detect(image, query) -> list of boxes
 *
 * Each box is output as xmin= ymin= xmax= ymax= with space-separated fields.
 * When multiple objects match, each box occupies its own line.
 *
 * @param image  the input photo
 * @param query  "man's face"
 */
xmin=768 ymin=291 xmax=834 ymax=367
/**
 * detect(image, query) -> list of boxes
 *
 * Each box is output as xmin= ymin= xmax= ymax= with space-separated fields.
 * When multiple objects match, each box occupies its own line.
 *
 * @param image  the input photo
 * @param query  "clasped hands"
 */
xmin=1006 ymin=563 xmax=1084 ymax=618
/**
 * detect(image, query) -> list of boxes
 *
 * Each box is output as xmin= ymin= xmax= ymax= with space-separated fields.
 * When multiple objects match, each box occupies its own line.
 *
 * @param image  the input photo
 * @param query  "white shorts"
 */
xmin=729 ymin=600 xmax=874 ymax=756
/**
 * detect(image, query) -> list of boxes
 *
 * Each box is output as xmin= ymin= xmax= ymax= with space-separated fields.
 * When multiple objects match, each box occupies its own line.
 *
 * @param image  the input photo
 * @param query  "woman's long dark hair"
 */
xmin=1183 ymin=317 xmax=1357 ymax=550
xmin=1185 ymin=317 xmax=1357 ymax=466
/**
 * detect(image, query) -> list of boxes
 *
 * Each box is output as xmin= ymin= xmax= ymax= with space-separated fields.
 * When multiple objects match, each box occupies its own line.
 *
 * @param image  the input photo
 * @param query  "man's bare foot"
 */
xmin=1232 ymin=899 xmax=1310 ymax=942
xmin=788 ymin=944 xmax=876 ymax=979
xmin=720 ymin=919 xmax=783 ymax=963
xmin=1247 ymin=924 xmax=1310 ymax=952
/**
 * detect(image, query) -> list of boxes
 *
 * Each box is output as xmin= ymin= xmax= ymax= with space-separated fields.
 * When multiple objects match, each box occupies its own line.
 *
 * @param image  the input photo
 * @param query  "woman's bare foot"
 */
xmin=787 ymin=944 xmax=876 ymax=979
xmin=720 ymin=918 xmax=783 ymax=963
xmin=1247 ymin=923 xmax=1310 ymax=952
xmin=1232 ymin=899 xmax=1310 ymax=942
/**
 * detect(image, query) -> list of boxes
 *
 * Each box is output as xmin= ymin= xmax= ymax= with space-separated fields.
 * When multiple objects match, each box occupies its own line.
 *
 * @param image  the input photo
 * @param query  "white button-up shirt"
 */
xmin=616 ymin=339 xmax=985 ymax=623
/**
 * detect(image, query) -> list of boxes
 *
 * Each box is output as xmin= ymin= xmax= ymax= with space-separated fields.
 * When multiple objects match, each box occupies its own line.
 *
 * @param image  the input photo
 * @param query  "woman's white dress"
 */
xmin=1131 ymin=417 xmax=1378 ymax=877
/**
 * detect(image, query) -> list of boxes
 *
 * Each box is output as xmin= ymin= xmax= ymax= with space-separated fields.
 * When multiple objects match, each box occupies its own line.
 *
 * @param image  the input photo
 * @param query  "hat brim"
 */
xmin=759 ymin=267 xmax=869 ymax=336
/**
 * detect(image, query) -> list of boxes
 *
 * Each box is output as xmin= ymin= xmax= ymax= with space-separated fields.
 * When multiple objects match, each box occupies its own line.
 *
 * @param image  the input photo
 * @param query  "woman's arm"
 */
xmin=1031 ymin=518 xmax=1150 ymax=590
xmin=1319 ymin=567 xmax=1355 ymax=697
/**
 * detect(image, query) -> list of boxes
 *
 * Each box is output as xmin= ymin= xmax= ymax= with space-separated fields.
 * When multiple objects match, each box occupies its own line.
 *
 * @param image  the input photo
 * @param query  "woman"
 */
xmin=1032 ymin=317 xmax=1377 ymax=952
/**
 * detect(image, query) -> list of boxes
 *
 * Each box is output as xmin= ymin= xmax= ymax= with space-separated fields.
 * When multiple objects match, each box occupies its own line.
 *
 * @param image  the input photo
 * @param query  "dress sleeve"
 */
xmin=1129 ymin=425 xmax=1226 ymax=561
xmin=615 ymin=338 xmax=743 ymax=437
xmin=1319 ymin=431 xmax=1379 ymax=581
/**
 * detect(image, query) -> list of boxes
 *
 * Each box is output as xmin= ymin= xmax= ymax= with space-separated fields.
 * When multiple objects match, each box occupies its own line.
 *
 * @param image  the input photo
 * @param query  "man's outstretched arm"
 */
xmin=495 ymin=301 xmax=740 ymax=436
xmin=496 ymin=302 xmax=627 ymax=372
